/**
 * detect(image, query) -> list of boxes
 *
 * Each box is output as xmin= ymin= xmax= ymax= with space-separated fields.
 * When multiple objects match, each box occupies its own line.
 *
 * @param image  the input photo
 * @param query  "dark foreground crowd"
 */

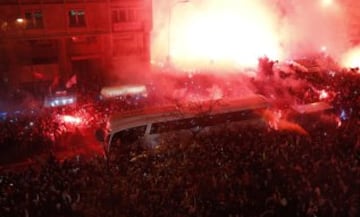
xmin=1 ymin=121 xmax=360 ymax=217
xmin=1 ymin=60 xmax=360 ymax=217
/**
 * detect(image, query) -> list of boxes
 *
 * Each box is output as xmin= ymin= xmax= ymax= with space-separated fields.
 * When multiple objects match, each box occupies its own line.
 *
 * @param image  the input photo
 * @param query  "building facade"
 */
xmin=0 ymin=0 xmax=152 ymax=94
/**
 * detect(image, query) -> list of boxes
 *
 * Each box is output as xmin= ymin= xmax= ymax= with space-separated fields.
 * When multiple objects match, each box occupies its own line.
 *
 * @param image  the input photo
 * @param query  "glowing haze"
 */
xmin=341 ymin=46 xmax=360 ymax=69
xmin=168 ymin=0 xmax=283 ymax=69
xmin=151 ymin=0 xmax=351 ymax=71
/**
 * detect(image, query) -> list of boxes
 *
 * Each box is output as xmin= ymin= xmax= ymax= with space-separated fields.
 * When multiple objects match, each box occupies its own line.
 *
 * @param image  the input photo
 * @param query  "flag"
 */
xmin=66 ymin=74 xmax=77 ymax=89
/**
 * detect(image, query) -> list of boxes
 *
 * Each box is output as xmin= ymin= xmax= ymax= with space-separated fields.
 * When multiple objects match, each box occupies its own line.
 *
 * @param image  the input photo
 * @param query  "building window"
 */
xmin=112 ymin=8 xmax=141 ymax=23
xmin=113 ymin=36 xmax=142 ymax=57
xmin=69 ymin=9 xmax=86 ymax=27
xmin=25 ymin=11 xmax=44 ymax=29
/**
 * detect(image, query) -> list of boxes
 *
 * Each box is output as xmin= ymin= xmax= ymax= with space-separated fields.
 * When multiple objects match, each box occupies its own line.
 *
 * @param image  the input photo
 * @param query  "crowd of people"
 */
xmin=0 ymin=92 xmax=150 ymax=164
xmin=1 ymin=58 xmax=360 ymax=217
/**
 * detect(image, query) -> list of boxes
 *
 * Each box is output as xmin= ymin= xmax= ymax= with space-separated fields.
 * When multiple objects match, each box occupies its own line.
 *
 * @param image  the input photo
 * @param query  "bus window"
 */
xmin=149 ymin=110 xmax=260 ymax=135
xmin=112 ymin=125 xmax=147 ymax=145
xmin=149 ymin=118 xmax=199 ymax=134
xmin=210 ymin=110 xmax=258 ymax=124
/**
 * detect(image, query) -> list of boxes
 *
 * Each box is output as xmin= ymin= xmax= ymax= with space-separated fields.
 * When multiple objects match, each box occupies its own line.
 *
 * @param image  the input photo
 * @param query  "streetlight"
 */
xmin=166 ymin=0 xmax=190 ymax=68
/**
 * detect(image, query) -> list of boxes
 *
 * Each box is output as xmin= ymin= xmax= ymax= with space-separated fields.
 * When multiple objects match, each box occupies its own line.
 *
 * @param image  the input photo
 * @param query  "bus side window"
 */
xmin=213 ymin=110 xmax=257 ymax=123
xmin=150 ymin=118 xmax=198 ymax=134
xmin=113 ymin=125 xmax=147 ymax=145
xmin=148 ymin=110 xmax=260 ymax=135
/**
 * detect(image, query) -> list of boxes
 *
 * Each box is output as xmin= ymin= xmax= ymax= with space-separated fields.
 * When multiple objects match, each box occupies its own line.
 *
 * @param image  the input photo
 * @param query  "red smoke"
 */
xmin=260 ymin=109 xmax=308 ymax=135
xmin=152 ymin=0 xmax=352 ymax=72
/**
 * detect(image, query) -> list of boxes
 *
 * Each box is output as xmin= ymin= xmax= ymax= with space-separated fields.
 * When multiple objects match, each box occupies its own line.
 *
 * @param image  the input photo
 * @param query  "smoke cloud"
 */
xmin=151 ymin=0 xmax=352 ymax=71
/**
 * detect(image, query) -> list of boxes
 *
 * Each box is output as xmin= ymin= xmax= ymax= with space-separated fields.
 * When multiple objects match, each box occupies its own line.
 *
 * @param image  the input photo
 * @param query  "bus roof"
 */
xmin=108 ymin=94 xmax=269 ymax=134
xmin=291 ymin=101 xmax=333 ymax=114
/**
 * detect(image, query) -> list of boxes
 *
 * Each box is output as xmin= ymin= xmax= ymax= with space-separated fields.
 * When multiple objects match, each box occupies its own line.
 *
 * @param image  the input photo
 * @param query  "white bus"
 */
xmin=98 ymin=94 xmax=270 ymax=152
